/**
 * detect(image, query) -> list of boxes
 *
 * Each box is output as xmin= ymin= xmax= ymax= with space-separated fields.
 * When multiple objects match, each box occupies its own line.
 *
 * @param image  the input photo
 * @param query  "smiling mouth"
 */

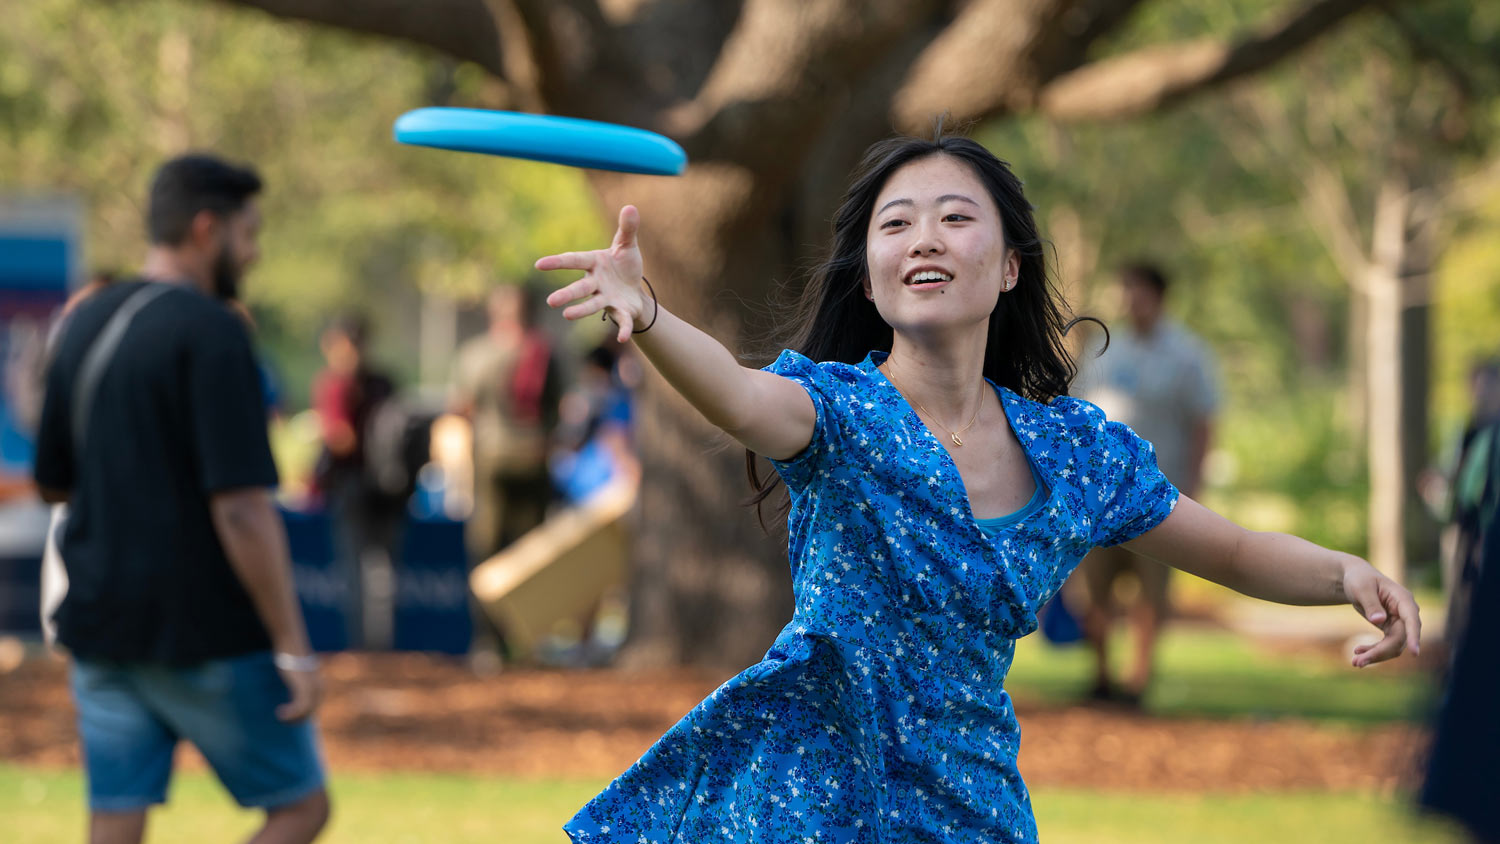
xmin=904 ymin=270 xmax=953 ymax=287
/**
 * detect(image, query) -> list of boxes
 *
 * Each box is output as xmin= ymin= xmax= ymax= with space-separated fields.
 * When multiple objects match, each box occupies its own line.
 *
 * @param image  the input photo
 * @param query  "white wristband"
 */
xmin=273 ymin=652 xmax=320 ymax=673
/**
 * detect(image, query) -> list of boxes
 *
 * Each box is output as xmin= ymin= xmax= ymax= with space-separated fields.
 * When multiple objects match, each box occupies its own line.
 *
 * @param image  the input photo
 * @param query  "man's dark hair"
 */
xmin=146 ymin=154 xmax=262 ymax=246
xmin=1119 ymin=262 xmax=1168 ymax=296
xmin=325 ymin=311 xmax=370 ymax=349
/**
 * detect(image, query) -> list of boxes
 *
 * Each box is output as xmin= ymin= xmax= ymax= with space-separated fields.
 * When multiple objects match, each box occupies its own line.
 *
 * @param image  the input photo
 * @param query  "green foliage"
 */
xmin=1203 ymin=384 xmax=1370 ymax=555
xmin=1433 ymin=186 xmax=1500 ymax=438
xmin=0 ymin=0 xmax=602 ymax=407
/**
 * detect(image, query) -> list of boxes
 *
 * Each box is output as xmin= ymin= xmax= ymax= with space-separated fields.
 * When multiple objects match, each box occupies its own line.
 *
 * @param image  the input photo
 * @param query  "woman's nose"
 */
xmin=909 ymin=221 xmax=944 ymax=256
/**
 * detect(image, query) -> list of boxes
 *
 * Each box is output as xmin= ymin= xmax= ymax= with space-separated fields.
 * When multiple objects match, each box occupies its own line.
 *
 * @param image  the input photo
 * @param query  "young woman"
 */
xmin=538 ymin=133 xmax=1421 ymax=843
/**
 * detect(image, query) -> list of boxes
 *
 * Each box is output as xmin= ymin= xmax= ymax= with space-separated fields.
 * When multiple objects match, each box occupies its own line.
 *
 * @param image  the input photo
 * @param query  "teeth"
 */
xmin=908 ymin=270 xmax=952 ymax=284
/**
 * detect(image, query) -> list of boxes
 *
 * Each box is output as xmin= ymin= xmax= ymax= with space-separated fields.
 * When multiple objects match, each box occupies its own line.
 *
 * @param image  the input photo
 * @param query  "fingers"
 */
xmin=547 ymin=277 xmax=597 ymax=309
xmin=535 ymin=251 xmax=597 ymax=273
xmin=1389 ymin=588 xmax=1422 ymax=656
xmin=1351 ymin=619 xmax=1407 ymax=667
xmin=276 ymin=671 xmax=321 ymax=722
xmin=276 ymin=696 xmax=310 ymax=722
xmin=561 ymin=296 xmax=607 ymax=322
xmin=612 ymin=205 xmax=640 ymax=252
xmin=613 ymin=309 xmax=635 ymax=344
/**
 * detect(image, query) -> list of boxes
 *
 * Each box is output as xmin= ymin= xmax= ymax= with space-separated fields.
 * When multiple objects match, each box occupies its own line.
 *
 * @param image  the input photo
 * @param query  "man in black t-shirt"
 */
xmin=34 ymin=155 xmax=329 ymax=844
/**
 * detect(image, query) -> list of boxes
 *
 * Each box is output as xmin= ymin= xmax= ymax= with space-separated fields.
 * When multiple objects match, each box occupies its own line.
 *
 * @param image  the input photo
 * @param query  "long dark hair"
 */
xmin=747 ymin=131 xmax=1091 ymax=523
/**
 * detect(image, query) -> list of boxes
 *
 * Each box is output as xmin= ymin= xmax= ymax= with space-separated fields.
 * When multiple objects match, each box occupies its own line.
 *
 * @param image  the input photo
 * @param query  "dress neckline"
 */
xmin=862 ymin=351 xmax=1057 ymax=533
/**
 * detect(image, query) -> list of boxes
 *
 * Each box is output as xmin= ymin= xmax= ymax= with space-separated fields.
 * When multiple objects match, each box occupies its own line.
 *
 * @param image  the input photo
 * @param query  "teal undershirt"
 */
xmin=974 ymin=460 xmax=1048 ymax=538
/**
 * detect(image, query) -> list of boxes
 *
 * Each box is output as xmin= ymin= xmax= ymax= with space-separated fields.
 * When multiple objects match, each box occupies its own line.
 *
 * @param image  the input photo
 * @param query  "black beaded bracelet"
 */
xmin=634 ymin=275 xmax=659 ymax=334
xmin=605 ymin=276 xmax=659 ymax=334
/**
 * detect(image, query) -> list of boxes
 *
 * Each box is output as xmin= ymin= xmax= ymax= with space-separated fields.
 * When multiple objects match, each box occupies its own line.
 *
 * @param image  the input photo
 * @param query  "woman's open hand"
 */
xmin=538 ymin=205 xmax=650 ymax=343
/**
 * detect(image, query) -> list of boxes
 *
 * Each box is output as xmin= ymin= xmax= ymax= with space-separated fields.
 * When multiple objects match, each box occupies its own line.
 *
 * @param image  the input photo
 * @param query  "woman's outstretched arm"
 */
xmin=538 ymin=205 xmax=815 ymax=461
xmin=1125 ymin=496 xmax=1422 ymax=668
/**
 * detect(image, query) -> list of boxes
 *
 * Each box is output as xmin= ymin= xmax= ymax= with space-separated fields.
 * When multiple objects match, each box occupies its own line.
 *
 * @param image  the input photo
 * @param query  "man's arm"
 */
xmin=209 ymin=487 xmax=321 ymax=721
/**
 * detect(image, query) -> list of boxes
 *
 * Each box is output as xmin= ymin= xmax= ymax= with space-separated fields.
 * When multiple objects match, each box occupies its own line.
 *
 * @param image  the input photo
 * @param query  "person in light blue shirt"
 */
xmin=1072 ymin=262 xmax=1219 ymax=706
xmin=536 ymin=131 xmax=1422 ymax=844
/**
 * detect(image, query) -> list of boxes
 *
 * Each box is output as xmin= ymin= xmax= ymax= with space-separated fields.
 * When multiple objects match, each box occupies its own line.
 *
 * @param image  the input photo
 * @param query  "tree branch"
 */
xmin=891 ymin=0 xmax=1148 ymax=131
xmin=210 ymin=0 xmax=506 ymax=78
xmin=505 ymin=0 xmax=633 ymax=110
xmin=668 ymin=0 xmax=943 ymax=172
xmin=1036 ymin=0 xmax=1395 ymax=122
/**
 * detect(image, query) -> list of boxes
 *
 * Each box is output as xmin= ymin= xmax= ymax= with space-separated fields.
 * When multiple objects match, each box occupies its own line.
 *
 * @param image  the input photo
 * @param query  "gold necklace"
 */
xmin=882 ymin=364 xmax=982 ymax=446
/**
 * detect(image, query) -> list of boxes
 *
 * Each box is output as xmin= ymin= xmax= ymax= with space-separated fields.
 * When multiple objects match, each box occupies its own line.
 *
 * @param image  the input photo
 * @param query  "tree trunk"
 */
xmin=1364 ymin=178 xmax=1409 ymax=583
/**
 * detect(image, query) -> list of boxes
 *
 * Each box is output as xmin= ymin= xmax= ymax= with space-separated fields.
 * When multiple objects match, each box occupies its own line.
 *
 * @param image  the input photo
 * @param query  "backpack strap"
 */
xmin=70 ymin=283 xmax=174 ymax=457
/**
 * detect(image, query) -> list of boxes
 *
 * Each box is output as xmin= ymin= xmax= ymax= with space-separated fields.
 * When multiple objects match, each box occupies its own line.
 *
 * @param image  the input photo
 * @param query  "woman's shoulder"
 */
xmin=1005 ymin=390 xmax=1108 ymax=431
xmin=1044 ymin=393 xmax=1109 ymax=426
xmin=999 ymin=391 xmax=1122 ymax=465
xmin=763 ymin=349 xmax=871 ymax=389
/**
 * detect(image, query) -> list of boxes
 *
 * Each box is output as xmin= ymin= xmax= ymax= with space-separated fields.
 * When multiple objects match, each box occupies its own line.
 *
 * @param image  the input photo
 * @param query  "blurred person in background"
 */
xmin=1440 ymin=358 xmax=1500 ymax=645
xmin=1422 ymin=398 xmax=1500 ymax=842
xmin=1072 ymin=262 xmax=1219 ymax=706
xmin=33 ymin=154 xmax=327 ymax=844
xmin=451 ymin=283 xmax=564 ymax=669
xmin=551 ymin=341 xmax=641 ymax=505
xmin=312 ymin=313 xmax=405 ymax=650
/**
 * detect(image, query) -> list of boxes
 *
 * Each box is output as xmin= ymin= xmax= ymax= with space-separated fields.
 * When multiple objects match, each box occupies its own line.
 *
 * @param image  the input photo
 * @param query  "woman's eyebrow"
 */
xmin=938 ymin=194 xmax=980 ymax=207
xmin=876 ymin=194 xmax=981 ymax=216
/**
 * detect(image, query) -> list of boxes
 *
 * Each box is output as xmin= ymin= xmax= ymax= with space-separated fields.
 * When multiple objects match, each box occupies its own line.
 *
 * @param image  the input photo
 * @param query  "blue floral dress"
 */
xmin=564 ymin=350 xmax=1178 ymax=843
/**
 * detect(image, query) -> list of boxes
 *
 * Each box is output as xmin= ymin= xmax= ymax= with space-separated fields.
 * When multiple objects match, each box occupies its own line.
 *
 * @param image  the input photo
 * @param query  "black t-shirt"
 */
xmin=34 ymin=280 xmax=279 ymax=665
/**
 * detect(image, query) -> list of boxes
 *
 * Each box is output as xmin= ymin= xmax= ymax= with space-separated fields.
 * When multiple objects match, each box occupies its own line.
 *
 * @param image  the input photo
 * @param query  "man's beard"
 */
xmin=211 ymin=240 xmax=241 ymax=301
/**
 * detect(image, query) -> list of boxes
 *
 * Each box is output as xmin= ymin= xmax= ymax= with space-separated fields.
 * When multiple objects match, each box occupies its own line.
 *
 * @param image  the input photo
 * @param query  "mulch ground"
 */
xmin=0 ymin=652 xmax=1430 ymax=794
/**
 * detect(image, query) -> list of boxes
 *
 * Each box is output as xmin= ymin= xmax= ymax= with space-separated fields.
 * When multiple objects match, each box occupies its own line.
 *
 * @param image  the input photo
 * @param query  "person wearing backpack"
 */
xmin=451 ymin=284 xmax=564 ymax=668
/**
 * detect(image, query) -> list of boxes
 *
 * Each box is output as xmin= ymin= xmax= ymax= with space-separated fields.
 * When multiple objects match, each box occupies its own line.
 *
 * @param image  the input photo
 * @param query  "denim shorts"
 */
xmin=71 ymin=650 xmax=326 ymax=811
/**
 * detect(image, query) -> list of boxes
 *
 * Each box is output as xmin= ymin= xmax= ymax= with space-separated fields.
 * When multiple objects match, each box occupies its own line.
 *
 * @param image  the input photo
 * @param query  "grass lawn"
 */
xmin=0 ymin=765 xmax=1462 ymax=843
xmin=1008 ymin=623 xmax=1438 ymax=725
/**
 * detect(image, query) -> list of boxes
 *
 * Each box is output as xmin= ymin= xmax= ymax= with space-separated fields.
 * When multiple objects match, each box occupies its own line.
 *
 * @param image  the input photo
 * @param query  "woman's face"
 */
xmin=864 ymin=154 xmax=1018 ymax=336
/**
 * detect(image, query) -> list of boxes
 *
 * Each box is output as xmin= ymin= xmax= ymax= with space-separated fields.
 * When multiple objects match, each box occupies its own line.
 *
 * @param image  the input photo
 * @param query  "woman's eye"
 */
xmin=944 ymin=214 xmax=971 ymax=222
xmin=880 ymin=219 xmax=908 ymax=229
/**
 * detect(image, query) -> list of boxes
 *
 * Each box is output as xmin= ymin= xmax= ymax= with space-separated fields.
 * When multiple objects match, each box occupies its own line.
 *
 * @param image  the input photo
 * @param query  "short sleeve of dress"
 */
xmin=1065 ymin=397 xmax=1180 ymax=548
xmin=762 ymin=349 xmax=846 ymax=492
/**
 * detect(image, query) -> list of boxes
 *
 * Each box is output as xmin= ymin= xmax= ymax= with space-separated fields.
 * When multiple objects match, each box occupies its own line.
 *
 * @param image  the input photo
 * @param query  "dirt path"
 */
xmin=0 ymin=653 xmax=1429 ymax=793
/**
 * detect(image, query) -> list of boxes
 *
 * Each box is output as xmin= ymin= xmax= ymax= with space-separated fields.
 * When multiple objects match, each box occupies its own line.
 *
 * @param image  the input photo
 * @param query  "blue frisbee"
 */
xmin=393 ymin=108 xmax=687 ymax=176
